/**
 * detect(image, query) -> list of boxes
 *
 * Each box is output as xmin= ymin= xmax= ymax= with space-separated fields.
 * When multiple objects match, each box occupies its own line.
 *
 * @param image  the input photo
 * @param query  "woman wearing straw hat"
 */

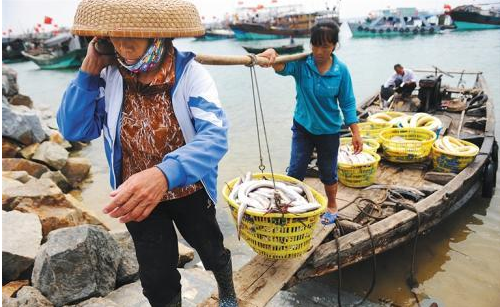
xmin=57 ymin=1 xmax=237 ymax=306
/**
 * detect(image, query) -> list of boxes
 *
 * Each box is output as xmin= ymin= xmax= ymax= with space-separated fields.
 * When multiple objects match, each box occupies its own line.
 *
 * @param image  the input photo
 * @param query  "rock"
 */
xmin=2 ymin=158 xmax=50 ymax=178
xmin=41 ymin=171 xmax=73 ymax=193
xmin=2 ymin=211 xmax=42 ymax=282
xmin=104 ymin=281 xmax=149 ymax=307
xmin=2 ymin=295 xmax=18 ymax=307
xmin=2 ymin=171 xmax=33 ymax=183
xmin=68 ymin=141 xmax=89 ymax=152
xmin=64 ymin=194 xmax=107 ymax=229
xmin=19 ymin=143 xmax=39 ymax=160
xmin=66 ymin=297 xmax=119 ymax=307
xmin=2 ymin=138 xmax=20 ymax=158
xmin=2 ymin=103 xmax=47 ymax=145
xmin=2 ymin=66 xmax=18 ymax=97
xmin=49 ymin=131 xmax=72 ymax=150
xmin=61 ymin=158 xmax=91 ymax=186
xmin=2 ymin=177 xmax=24 ymax=190
xmin=178 ymin=242 xmax=195 ymax=267
xmin=9 ymin=95 xmax=33 ymax=109
xmin=2 ymin=178 xmax=63 ymax=211
xmin=13 ymin=286 xmax=53 ymax=307
xmin=110 ymin=231 xmax=139 ymax=286
xmin=32 ymin=225 xmax=121 ymax=306
xmin=32 ymin=141 xmax=69 ymax=170
xmin=2 ymin=280 xmax=29 ymax=298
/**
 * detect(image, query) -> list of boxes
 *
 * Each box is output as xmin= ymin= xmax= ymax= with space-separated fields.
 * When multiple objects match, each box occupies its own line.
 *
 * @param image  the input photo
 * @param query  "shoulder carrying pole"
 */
xmin=194 ymin=52 xmax=309 ymax=66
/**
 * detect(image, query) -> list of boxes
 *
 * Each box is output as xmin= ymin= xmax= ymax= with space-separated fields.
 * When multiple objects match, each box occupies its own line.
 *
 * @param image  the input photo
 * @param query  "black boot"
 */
xmin=165 ymin=291 xmax=181 ymax=307
xmin=212 ymin=258 xmax=238 ymax=307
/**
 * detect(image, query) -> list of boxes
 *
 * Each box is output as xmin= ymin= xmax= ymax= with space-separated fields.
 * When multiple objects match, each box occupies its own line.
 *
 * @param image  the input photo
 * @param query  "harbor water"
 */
xmin=9 ymin=28 xmax=500 ymax=306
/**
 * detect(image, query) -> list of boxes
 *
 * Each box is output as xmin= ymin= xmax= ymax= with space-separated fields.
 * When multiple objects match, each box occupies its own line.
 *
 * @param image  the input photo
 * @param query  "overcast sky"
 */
xmin=1 ymin=0 xmax=491 ymax=34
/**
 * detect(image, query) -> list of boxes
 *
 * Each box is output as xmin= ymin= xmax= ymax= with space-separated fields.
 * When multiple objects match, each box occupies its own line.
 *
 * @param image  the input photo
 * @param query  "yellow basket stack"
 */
xmin=431 ymin=139 xmax=479 ymax=173
xmin=223 ymin=173 xmax=327 ymax=259
xmin=337 ymin=150 xmax=381 ymax=188
xmin=358 ymin=122 xmax=393 ymax=143
xmin=340 ymin=137 xmax=380 ymax=153
xmin=379 ymin=128 xmax=436 ymax=163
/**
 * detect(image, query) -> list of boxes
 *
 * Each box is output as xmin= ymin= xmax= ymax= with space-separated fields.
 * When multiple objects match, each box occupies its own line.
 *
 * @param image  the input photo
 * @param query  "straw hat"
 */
xmin=71 ymin=0 xmax=205 ymax=38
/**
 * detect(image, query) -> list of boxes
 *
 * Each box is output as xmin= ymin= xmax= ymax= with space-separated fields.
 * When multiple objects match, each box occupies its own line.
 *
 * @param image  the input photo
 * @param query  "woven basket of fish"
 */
xmin=432 ymin=136 xmax=479 ymax=173
xmin=358 ymin=122 xmax=393 ymax=143
xmin=389 ymin=113 xmax=443 ymax=134
xmin=340 ymin=137 xmax=380 ymax=153
xmin=337 ymin=146 xmax=381 ymax=188
xmin=367 ymin=111 xmax=405 ymax=124
xmin=223 ymin=172 xmax=327 ymax=259
xmin=379 ymin=128 xmax=436 ymax=163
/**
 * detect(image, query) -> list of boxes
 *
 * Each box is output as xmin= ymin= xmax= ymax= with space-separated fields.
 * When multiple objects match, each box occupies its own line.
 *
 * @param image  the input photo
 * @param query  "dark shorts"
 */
xmin=287 ymin=120 xmax=339 ymax=185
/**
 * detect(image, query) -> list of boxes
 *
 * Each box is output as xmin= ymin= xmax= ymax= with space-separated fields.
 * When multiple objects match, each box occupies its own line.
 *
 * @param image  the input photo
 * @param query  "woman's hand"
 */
xmin=349 ymin=123 xmax=363 ymax=154
xmin=103 ymin=167 xmax=168 ymax=223
xmin=81 ymin=37 xmax=116 ymax=76
xmin=257 ymin=48 xmax=278 ymax=68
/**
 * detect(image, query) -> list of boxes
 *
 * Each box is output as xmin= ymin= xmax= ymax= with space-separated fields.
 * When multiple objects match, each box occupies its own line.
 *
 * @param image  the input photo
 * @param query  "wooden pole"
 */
xmin=194 ymin=52 xmax=309 ymax=66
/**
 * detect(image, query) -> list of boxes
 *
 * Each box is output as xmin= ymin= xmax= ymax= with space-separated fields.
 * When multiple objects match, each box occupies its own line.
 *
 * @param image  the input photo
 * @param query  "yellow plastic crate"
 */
xmin=337 ymin=151 xmax=381 ymax=188
xmin=358 ymin=122 xmax=393 ymax=143
xmin=379 ymin=128 xmax=436 ymax=163
xmin=431 ymin=139 xmax=479 ymax=173
xmin=223 ymin=173 xmax=326 ymax=259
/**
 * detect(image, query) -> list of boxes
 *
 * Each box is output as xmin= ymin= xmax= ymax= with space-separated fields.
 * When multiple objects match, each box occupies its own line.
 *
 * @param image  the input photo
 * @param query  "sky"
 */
xmin=1 ymin=0 xmax=493 ymax=34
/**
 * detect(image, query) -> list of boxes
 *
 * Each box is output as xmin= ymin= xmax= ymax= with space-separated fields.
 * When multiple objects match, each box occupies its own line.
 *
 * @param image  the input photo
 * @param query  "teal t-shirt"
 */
xmin=277 ymin=54 xmax=358 ymax=135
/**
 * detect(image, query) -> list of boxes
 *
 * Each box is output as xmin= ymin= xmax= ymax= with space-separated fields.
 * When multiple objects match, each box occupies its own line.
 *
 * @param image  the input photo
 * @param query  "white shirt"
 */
xmin=384 ymin=69 xmax=417 ymax=88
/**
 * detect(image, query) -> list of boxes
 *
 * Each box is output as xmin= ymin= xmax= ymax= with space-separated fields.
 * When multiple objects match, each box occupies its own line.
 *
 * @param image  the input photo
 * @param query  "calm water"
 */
xmin=9 ymin=27 xmax=500 ymax=306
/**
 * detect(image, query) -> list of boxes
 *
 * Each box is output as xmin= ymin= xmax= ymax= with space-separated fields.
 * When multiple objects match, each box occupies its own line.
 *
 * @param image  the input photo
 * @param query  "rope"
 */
xmin=248 ymin=67 xmax=265 ymax=173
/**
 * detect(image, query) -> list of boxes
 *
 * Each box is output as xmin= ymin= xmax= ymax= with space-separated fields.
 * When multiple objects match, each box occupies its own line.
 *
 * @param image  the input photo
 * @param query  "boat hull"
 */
xmin=348 ymin=22 xmax=440 ymax=38
xmin=22 ymin=49 xmax=86 ymax=70
xmin=453 ymin=20 xmax=500 ymax=30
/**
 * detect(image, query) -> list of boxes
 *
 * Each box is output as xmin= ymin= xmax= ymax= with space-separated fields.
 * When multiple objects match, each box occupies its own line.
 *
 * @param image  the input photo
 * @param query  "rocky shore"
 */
xmin=2 ymin=66 xmax=211 ymax=307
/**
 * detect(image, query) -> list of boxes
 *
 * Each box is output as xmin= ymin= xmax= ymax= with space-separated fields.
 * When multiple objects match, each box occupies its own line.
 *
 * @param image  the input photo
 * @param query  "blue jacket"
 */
xmin=277 ymin=54 xmax=358 ymax=135
xmin=57 ymin=49 xmax=228 ymax=203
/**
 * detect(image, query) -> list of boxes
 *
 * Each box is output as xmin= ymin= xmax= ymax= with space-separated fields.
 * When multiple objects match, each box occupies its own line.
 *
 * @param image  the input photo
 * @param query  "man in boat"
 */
xmin=381 ymin=64 xmax=418 ymax=100
xmin=257 ymin=21 xmax=363 ymax=225
xmin=57 ymin=1 xmax=237 ymax=306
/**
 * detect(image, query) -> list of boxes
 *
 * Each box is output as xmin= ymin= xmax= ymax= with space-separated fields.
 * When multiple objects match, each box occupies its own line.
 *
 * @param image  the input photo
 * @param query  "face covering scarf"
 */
xmin=117 ymin=38 xmax=165 ymax=74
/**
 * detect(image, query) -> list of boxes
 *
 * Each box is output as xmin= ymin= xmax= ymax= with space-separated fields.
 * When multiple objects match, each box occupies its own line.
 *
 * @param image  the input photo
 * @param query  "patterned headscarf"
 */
xmin=117 ymin=38 xmax=165 ymax=74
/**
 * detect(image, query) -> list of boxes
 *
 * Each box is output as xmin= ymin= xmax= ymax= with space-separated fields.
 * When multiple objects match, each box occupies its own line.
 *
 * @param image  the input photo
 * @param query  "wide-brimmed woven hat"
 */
xmin=71 ymin=0 xmax=205 ymax=38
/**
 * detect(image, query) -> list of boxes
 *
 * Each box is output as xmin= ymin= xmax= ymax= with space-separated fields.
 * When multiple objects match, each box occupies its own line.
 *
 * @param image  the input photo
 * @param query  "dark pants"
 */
xmin=125 ymin=189 xmax=230 ymax=307
xmin=287 ymin=120 xmax=340 ymax=185
xmin=381 ymin=79 xmax=417 ymax=100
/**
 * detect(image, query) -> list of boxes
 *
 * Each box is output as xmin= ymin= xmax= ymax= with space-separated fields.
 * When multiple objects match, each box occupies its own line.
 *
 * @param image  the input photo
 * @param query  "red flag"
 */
xmin=44 ymin=16 xmax=53 ymax=24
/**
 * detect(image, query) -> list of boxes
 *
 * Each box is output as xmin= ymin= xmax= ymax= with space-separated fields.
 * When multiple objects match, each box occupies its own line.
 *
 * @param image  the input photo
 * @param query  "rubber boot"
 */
xmin=212 ymin=258 xmax=238 ymax=307
xmin=165 ymin=291 xmax=181 ymax=307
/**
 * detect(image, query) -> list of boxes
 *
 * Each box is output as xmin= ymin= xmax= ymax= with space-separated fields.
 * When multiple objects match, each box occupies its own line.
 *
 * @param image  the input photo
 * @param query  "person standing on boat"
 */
xmin=57 ymin=1 xmax=237 ymax=306
xmin=381 ymin=64 xmax=418 ymax=100
xmin=257 ymin=21 xmax=363 ymax=225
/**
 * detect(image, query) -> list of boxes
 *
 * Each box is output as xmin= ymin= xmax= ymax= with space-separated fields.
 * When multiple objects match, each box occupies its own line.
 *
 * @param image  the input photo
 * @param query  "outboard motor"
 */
xmin=418 ymin=75 xmax=442 ymax=113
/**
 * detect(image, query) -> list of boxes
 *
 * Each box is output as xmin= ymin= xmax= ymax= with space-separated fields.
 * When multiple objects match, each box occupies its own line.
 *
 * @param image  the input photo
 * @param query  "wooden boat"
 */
xmin=22 ymin=33 xmax=88 ymax=70
xmin=196 ymin=29 xmax=235 ymax=41
xmin=200 ymin=69 xmax=497 ymax=306
xmin=450 ymin=5 xmax=500 ymax=30
xmin=242 ymin=44 xmax=304 ymax=55
xmin=2 ymin=38 xmax=27 ymax=63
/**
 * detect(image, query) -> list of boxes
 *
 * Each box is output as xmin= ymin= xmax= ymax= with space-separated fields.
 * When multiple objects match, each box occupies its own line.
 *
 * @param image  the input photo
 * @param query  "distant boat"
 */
xmin=450 ymin=5 xmax=500 ymax=30
xmin=241 ymin=43 xmax=304 ymax=54
xmin=2 ymin=37 xmax=27 ymax=63
xmin=196 ymin=28 xmax=235 ymax=41
xmin=230 ymin=10 xmax=340 ymax=40
xmin=348 ymin=8 xmax=441 ymax=38
xmin=22 ymin=33 xmax=88 ymax=70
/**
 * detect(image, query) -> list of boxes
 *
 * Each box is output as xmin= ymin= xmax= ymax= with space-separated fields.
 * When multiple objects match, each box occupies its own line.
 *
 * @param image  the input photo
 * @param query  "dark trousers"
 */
xmin=381 ymin=80 xmax=416 ymax=100
xmin=287 ymin=120 xmax=340 ymax=185
xmin=125 ymin=189 xmax=230 ymax=307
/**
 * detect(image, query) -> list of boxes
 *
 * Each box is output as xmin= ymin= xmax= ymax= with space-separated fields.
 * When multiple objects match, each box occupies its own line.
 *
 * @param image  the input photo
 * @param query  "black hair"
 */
xmin=310 ymin=21 xmax=340 ymax=47
xmin=394 ymin=64 xmax=403 ymax=70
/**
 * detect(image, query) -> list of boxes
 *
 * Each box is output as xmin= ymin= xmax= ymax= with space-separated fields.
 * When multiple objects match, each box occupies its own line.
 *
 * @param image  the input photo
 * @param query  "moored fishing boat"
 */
xmin=241 ymin=43 xmax=303 ymax=55
xmin=200 ymin=67 xmax=497 ymax=307
xmin=195 ymin=28 xmax=235 ymax=41
xmin=450 ymin=4 xmax=500 ymax=30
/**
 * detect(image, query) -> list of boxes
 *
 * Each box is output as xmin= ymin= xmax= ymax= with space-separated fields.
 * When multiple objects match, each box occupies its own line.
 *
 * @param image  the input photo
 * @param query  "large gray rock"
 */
xmin=61 ymin=158 xmax=91 ymax=186
xmin=13 ymin=286 xmax=53 ymax=307
xmin=41 ymin=171 xmax=73 ymax=193
xmin=2 ymin=66 xmax=18 ymax=97
xmin=2 ymin=102 xmax=47 ymax=145
xmin=32 ymin=142 xmax=69 ymax=170
xmin=66 ymin=297 xmax=119 ymax=307
xmin=32 ymin=225 xmax=121 ymax=306
xmin=105 ymin=281 xmax=149 ymax=307
xmin=2 ymin=158 xmax=50 ymax=178
xmin=2 ymin=211 xmax=42 ymax=282
xmin=110 ymin=231 xmax=139 ymax=286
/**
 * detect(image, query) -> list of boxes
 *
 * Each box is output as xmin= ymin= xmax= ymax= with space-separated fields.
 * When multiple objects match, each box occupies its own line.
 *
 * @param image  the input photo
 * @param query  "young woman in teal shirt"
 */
xmin=259 ymin=22 xmax=363 ymax=224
